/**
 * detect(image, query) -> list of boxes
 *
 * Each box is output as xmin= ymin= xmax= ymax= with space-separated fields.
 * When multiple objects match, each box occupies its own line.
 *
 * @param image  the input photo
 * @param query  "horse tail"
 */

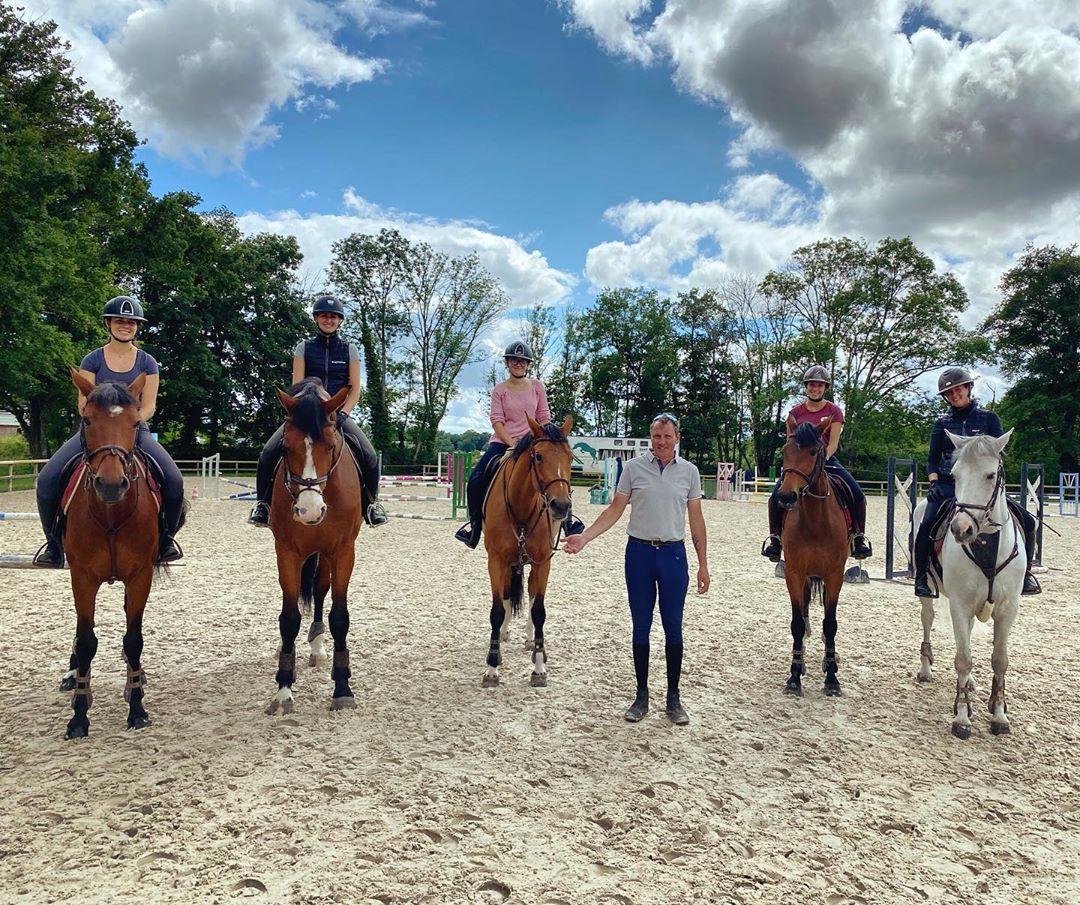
xmin=299 ymin=553 xmax=318 ymax=616
xmin=509 ymin=565 xmax=524 ymax=617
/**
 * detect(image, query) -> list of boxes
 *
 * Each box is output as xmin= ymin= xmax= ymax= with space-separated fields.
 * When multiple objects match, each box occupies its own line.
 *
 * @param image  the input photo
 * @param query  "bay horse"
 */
xmin=914 ymin=430 xmax=1024 ymax=739
xmin=266 ymin=379 xmax=361 ymax=715
xmin=481 ymin=416 xmax=574 ymax=688
xmin=64 ymin=367 xmax=179 ymax=737
xmin=777 ymin=418 xmax=850 ymax=696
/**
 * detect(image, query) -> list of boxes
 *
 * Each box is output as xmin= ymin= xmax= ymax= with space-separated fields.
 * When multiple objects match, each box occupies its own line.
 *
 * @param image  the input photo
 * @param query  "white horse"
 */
xmin=915 ymin=430 xmax=1025 ymax=739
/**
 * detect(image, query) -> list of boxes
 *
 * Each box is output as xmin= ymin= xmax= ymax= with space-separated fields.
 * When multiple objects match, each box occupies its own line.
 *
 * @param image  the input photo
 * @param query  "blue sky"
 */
xmin=21 ymin=0 xmax=1080 ymax=429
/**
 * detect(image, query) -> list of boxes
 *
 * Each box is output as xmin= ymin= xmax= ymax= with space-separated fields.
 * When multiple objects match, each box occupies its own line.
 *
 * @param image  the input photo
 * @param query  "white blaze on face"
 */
xmin=109 ymin=406 xmax=123 ymax=417
xmin=294 ymin=435 xmax=326 ymax=524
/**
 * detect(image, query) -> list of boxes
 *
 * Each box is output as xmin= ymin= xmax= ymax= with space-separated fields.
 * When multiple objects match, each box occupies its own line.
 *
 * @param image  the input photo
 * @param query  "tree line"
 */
xmin=3 ymin=5 xmax=1077 ymax=481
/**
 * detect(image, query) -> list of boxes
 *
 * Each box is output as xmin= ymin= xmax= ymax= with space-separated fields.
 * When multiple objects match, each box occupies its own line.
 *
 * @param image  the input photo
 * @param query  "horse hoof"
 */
xmin=824 ymin=684 xmax=842 ymax=697
xmin=65 ymin=723 xmax=89 ymax=740
xmin=481 ymin=675 xmax=499 ymax=688
xmin=951 ymin=723 xmax=972 ymax=740
xmin=331 ymin=696 xmax=356 ymax=711
xmin=127 ymin=715 xmax=152 ymax=730
xmin=916 ymin=672 xmax=933 ymax=683
xmin=783 ymin=682 xmax=802 ymax=696
xmin=990 ymin=721 xmax=1011 ymax=735
xmin=309 ymin=654 xmax=326 ymax=668
xmin=530 ymin=672 xmax=547 ymax=687
xmin=59 ymin=676 xmax=75 ymax=693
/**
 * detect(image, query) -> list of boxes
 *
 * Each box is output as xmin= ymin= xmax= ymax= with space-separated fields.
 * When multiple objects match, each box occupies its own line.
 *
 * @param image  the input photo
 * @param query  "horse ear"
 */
xmin=323 ymin=384 xmax=350 ymax=417
xmin=527 ymin=415 xmax=543 ymax=437
xmin=945 ymin=429 xmax=969 ymax=450
xmin=991 ymin=429 xmax=1013 ymax=456
xmin=816 ymin=415 xmax=833 ymax=435
xmin=560 ymin=415 xmax=573 ymax=437
xmin=276 ymin=387 xmax=299 ymax=413
xmin=127 ymin=372 xmax=147 ymax=399
xmin=70 ymin=366 xmax=94 ymax=399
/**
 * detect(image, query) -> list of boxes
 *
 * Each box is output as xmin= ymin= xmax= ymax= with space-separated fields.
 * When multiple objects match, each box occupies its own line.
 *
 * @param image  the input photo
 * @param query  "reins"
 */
xmin=952 ymin=455 xmax=1020 ymax=605
xmin=780 ymin=438 xmax=830 ymax=501
xmin=500 ymin=436 xmax=572 ymax=567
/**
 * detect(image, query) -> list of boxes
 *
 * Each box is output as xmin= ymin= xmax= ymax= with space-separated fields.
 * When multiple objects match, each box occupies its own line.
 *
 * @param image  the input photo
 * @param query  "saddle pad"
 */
xmin=827 ymin=474 xmax=853 ymax=532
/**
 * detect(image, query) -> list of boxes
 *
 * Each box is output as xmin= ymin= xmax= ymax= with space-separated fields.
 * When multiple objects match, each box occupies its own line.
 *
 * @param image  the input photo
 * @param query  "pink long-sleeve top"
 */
xmin=490 ymin=379 xmax=551 ymax=443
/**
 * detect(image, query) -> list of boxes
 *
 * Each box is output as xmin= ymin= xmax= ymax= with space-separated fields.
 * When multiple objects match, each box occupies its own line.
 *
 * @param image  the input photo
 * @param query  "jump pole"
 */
xmin=1020 ymin=463 xmax=1045 ymax=567
xmin=885 ymin=457 xmax=918 ymax=580
xmin=1060 ymin=473 xmax=1079 ymax=518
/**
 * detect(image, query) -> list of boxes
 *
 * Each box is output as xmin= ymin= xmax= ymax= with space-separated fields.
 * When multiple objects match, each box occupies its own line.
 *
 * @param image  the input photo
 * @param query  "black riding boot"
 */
xmin=157 ymin=496 xmax=185 ymax=565
xmin=849 ymin=493 xmax=872 ymax=559
xmin=1021 ymin=512 xmax=1041 ymax=596
xmin=665 ymin=642 xmax=689 ymax=725
xmin=454 ymin=467 xmax=486 ymax=549
xmin=361 ymin=462 xmax=387 ymax=528
xmin=913 ymin=521 xmax=936 ymax=598
xmin=624 ymin=643 xmax=650 ymax=722
xmin=33 ymin=496 xmax=64 ymax=568
xmin=761 ymin=494 xmax=783 ymax=561
xmin=248 ymin=441 xmax=280 ymax=527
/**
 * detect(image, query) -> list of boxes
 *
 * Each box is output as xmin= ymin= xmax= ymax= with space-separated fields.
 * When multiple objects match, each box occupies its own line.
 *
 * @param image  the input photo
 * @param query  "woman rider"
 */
xmin=248 ymin=294 xmax=386 ymax=528
xmin=33 ymin=296 xmax=186 ymax=566
xmin=454 ymin=340 xmax=584 ymax=548
xmin=761 ymin=365 xmax=872 ymax=562
xmin=913 ymin=367 xmax=1041 ymax=598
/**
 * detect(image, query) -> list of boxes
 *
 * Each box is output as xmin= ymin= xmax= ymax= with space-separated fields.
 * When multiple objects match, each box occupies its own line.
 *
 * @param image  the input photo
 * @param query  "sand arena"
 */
xmin=0 ymin=490 xmax=1077 ymax=904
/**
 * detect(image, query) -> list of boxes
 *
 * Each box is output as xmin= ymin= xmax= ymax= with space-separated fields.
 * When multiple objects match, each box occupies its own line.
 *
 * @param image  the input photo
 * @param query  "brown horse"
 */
xmin=481 ymin=415 xmax=574 ymax=688
xmin=777 ymin=418 xmax=850 ymax=696
xmin=64 ymin=368 xmax=177 ymax=737
xmin=266 ymin=379 xmax=361 ymax=715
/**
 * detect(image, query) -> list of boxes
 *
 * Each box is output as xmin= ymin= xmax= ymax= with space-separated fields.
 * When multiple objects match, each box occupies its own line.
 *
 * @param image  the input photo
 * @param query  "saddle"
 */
xmin=826 ymin=472 xmax=854 ymax=532
xmin=479 ymin=448 xmax=514 ymax=527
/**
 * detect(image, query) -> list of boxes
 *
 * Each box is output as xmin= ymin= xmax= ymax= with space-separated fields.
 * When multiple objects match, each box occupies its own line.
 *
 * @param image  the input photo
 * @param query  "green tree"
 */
xmin=984 ymin=244 xmax=1080 ymax=480
xmin=545 ymin=305 xmax=591 ymax=432
xmin=0 ymin=6 xmax=142 ymax=454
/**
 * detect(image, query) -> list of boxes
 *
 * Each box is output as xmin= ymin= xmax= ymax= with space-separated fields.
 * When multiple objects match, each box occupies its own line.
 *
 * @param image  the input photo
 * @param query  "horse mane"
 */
xmin=511 ymin=422 xmax=568 ymax=459
xmin=288 ymin=379 xmax=330 ymax=441
xmin=793 ymin=422 xmax=820 ymax=449
xmin=952 ymin=434 xmax=1001 ymax=465
xmin=86 ymin=381 xmax=137 ymax=409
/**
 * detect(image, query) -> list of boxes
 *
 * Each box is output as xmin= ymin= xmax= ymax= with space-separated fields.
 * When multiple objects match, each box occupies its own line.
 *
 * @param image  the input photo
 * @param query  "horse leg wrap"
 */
xmin=822 ymin=652 xmax=839 ymax=674
xmin=487 ymin=644 xmax=501 ymax=668
xmin=953 ymin=683 xmax=972 ymax=717
xmin=307 ymin=621 xmax=326 ymax=642
xmin=333 ymin=649 xmax=351 ymax=679
xmin=276 ymin=650 xmax=296 ymax=686
xmin=920 ymin=641 xmax=934 ymax=665
xmin=124 ymin=666 xmax=147 ymax=703
xmin=72 ymin=672 xmax=93 ymax=708
xmin=989 ymin=676 xmax=1007 ymax=714
xmin=791 ymin=652 xmax=805 ymax=677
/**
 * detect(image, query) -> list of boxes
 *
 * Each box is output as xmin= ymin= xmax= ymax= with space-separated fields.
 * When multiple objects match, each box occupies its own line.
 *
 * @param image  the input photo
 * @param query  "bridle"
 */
xmin=501 ymin=436 xmax=573 ymax=566
xmin=780 ymin=437 xmax=830 ymax=501
xmin=280 ymin=421 xmax=345 ymax=506
xmin=953 ymin=456 xmax=1006 ymax=535
xmin=80 ymin=421 xmax=139 ymax=488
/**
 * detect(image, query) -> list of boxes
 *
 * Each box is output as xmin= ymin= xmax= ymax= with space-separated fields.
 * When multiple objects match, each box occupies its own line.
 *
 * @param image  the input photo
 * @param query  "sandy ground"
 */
xmin=0 ymin=487 xmax=1077 ymax=905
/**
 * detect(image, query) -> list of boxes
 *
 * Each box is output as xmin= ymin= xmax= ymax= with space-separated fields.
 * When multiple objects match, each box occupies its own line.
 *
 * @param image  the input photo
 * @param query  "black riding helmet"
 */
xmin=938 ymin=367 xmax=974 ymax=396
xmin=103 ymin=295 xmax=147 ymax=322
xmin=503 ymin=340 xmax=533 ymax=362
xmin=312 ymin=294 xmax=346 ymax=322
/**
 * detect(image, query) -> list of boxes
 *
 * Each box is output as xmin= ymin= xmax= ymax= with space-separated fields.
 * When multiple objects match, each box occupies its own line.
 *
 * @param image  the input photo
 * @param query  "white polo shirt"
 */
xmin=616 ymin=452 xmax=702 ymax=542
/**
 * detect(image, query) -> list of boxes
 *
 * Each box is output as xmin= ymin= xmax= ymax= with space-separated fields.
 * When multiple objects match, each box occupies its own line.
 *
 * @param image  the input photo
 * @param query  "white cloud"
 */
xmin=564 ymin=1 xmax=1080 ymax=326
xmin=19 ymin=0 xmax=393 ymax=164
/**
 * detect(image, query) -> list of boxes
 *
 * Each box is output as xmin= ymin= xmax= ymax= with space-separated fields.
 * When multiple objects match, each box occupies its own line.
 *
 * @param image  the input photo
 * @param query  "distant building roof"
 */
xmin=0 ymin=411 xmax=18 ymax=428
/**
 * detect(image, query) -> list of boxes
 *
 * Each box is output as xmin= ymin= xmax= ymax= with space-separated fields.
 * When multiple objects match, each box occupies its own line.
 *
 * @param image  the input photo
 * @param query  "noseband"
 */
xmin=780 ymin=439 xmax=829 ymax=501
xmin=281 ymin=424 xmax=344 ymax=505
xmin=953 ymin=457 xmax=1006 ymax=534
xmin=79 ymin=422 xmax=138 ymax=488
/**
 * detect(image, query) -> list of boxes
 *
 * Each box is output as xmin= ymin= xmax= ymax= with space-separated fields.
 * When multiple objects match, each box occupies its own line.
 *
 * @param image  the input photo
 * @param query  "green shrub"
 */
xmin=0 ymin=434 xmax=30 ymax=460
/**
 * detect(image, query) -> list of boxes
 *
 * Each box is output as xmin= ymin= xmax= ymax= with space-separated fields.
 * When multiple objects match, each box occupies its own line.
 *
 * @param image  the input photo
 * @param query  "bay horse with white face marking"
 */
xmin=64 ymin=367 xmax=181 ymax=737
xmin=266 ymin=379 xmax=361 ymax=715
xmin=481 ymin=416 xmax=574 ymax=688
xmin=777 ymin=418 xmax=850 ymax=696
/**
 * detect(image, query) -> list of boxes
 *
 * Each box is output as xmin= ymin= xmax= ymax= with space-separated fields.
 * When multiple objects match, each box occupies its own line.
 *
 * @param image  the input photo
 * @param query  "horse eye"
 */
xmin=535 ymin=453 xmax=543 ymax=462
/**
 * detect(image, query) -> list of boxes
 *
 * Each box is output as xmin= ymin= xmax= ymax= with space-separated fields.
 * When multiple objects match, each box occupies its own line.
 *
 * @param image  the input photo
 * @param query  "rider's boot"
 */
xmin=1021 ymin=513 xmax=1041 ymax=595
xmin=248 ymin=445 xmax=279 ymax=527
xmin=157 ymin=496 xmax=185 ymax=565
xmin=624 ymin=643 xmax=650 ymax=722
xmin=33 ymin=496 xmax=64 ymax=568
xmin=912 ymin=521 xmax=937 ymax=598
xmin=664 ymin=643 xmax=689 ymax=725
xmin=761 ymin=494 xmax=783 ymax=562
xmin=362 ymin=468 xmax=388 ymax=528
xmin=849 ymin=493 xmax=872 ymax=559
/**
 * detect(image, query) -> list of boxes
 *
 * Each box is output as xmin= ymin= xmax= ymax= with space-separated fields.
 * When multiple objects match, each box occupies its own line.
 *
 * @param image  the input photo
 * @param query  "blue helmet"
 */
xmin=103 ymin=295 xmax=146 ymax=322
xmin=503 ymin=340 xmax=533 ymax=362
xmin=312 ymin=294 xmax=345 ymax=321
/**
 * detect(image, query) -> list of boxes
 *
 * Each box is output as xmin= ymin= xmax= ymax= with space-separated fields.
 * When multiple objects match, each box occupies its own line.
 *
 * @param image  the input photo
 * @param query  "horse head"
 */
xmin=947 ymin=429 xmax=1013 ymax=544
xmin=276 ymin=379 xmax=350 ymax=525
xmin=519 ymin=415 xmax=574 ymax=522
xmin=70 ymin=367 xmax=145 ymax=504
xmin=777 ymin=418 xmax=830 ymax=510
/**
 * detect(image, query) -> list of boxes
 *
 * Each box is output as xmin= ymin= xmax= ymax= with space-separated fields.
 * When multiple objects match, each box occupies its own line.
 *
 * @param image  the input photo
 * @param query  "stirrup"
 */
xmin=454 ymin=522 xmax=480 ymax=549
xmin=761 ymin=535 xmax=782 ymax=563
xmin=851 ymin=533 xmax=873 ymax=559
xmin=364 ymin=501 xmax=388 ymax=527
xmin=156 ymin=537 xmax=183 ymax=565
xmin=562 ymin=515 xmax=585 ymax=537
xmin=248 ymin=501 xmax=270 ymax=527
xmin=913 ymin=575 xmax=938 ymax=599
xmin=1022 ymin=571 xmax=1041 ymax=596
xmin=33 ymin=539 xmax=64 ymax=568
